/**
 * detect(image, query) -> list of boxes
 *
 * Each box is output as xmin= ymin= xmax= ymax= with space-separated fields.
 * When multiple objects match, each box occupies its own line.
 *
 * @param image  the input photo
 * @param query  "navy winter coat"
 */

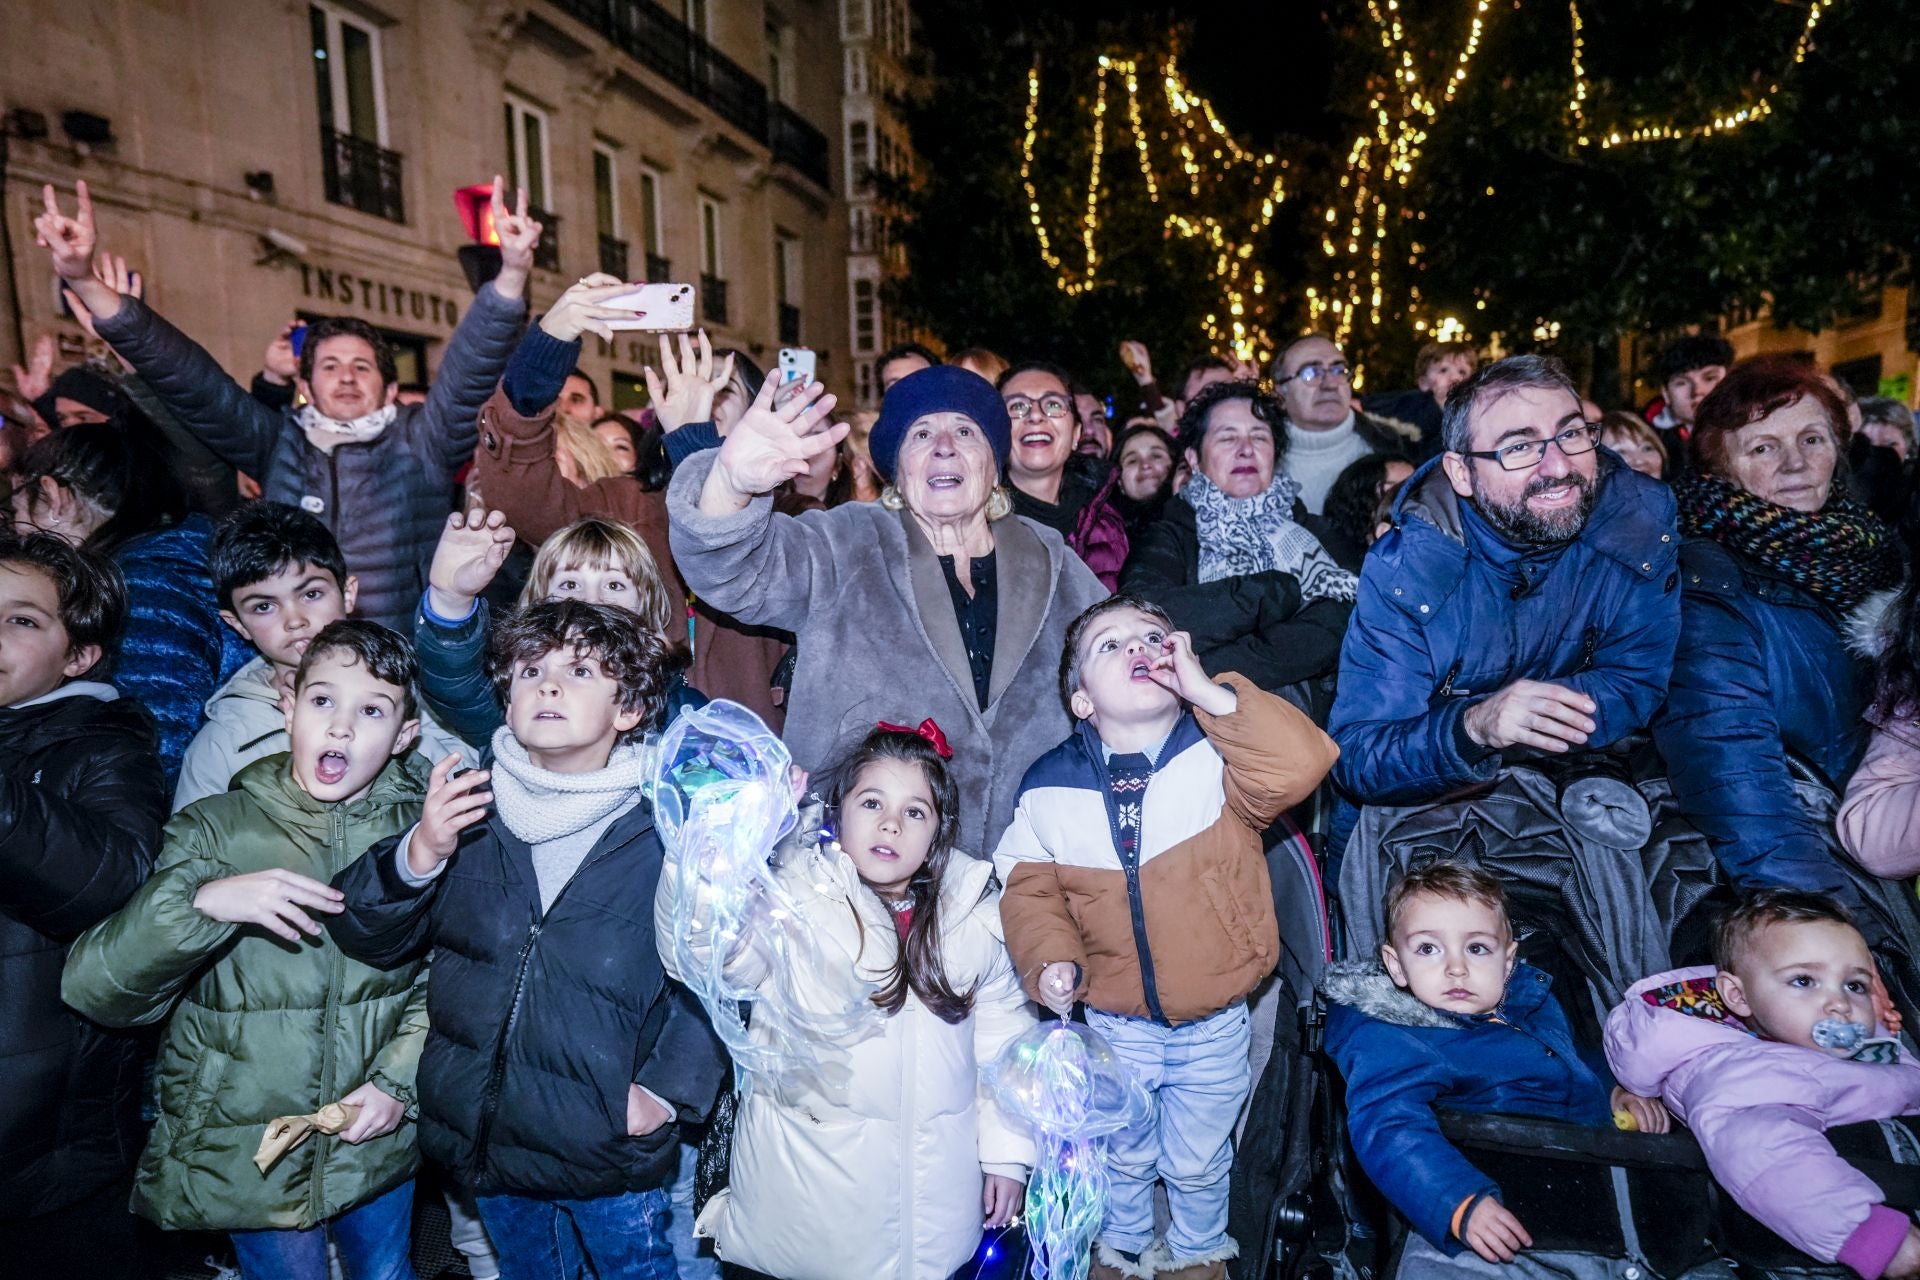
xmin=1325 ymin=961 xmax=1613 ymax=1252
xmin=327 ymin=799 xmax=726 ymax=1198
xmin=112 ymin=516 xmax=252 ymax=788
xmin=1652 ymin=539 xmax=1872 ymax=895
xmin=1329 ymin=456 xmax=1680 ymax=806
xmin=93 ymin=285 xmax=526 ymax=629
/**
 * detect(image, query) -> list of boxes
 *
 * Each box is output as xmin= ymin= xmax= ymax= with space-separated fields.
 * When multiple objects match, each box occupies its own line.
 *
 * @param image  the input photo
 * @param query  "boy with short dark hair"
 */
xmin=63 ymin=619 xmax=431 ymax=1279
xmin=328 ymin=600 xmax=726 ymax=1278
xmin=1327 ymin=861 xmax=1667 ymax=1270
xmin=0 ymin=533 xmax=166 ymax=1274
xmin=176 ymin=502 xmax=468 ymax=811
xmin=996 ymin=594 xmax=1338 ymax=1280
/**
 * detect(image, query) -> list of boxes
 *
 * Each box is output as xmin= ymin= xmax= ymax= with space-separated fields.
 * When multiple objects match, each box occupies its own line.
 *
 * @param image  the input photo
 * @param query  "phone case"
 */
xmin=602 ymin=283 xmax=696 ymax=332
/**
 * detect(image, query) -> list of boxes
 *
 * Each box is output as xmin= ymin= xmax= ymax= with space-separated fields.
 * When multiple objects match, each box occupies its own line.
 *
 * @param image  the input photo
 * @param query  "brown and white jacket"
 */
xmin=992 ymin=674 xmax=1338 ymax=1025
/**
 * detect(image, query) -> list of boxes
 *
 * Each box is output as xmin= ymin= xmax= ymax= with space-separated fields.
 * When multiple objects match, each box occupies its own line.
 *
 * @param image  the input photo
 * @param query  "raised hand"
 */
xmin=335 ymin=1082 xmax=406 ymax=1144
xmin=34 ymin=181 xmax=97 ymax=282
xmin=63 ymin=253 xmax=143 ymax=352
xmin=427 ymin=506 xmax=516 ymax=619
xmin=1226 ymin=353 xmax=1261 ymax=382
xmin=490 ymin=175 xmax=542 ymax=300
xmin=1147 ymin=630 xmax=1237 ymax=715
xmin=538 ymin=272 xmax=636 ymax=344
xmin=192 ymin=867 xmax=345 ymax=943
xmin=10 ymin=334 xmax=54 ymax=402
xmin=1118 ymin=340 xmax=1154 ymax=386
xmin=700 ymin=374 xmax=846 ymax=512
xmin=644 ymin=330 xmax=735 ymax=432
xmin=261 ymin=321 xmax=302 ymax=386
xmin=407 ymin=754 xmax=493 ymax=875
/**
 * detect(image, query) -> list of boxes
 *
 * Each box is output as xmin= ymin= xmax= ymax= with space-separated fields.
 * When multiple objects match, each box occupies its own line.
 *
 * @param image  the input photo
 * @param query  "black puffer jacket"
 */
xmin=93 ymin=286 xmax=525 ymax=629
xmin=1119 ymin=497 xmax=1356 ymax=695
xmin=0 ymin=686 xmax=166 ymax=1219
xmin=327 ymin=802 xmax=726 ymax=1198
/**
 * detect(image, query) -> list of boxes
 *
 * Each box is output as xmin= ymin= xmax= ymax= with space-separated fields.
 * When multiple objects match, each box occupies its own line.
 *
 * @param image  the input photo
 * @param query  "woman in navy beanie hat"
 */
xmin=867 ymin=365 xmax=1012 ymax=483
xmin=666 ymin=354 xmax=1107 ymax=858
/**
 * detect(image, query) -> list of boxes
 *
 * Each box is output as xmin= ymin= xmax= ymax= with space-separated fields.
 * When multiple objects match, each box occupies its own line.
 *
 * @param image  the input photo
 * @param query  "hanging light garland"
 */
xmin=1570 ymin=0 xmax=1835 ymax=147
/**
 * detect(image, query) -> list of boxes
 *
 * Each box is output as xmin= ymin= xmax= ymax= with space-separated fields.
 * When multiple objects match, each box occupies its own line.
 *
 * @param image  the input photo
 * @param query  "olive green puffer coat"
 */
xmin=61 ymin=752 xmax=428 ymax=1231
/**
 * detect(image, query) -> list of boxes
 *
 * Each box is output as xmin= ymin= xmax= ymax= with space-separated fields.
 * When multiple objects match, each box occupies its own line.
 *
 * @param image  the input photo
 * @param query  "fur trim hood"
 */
xmin=1321 ymin=959 xmax=1457 ymax=1029
xmin=1844 ymin=586 xmax=1904 ymax=660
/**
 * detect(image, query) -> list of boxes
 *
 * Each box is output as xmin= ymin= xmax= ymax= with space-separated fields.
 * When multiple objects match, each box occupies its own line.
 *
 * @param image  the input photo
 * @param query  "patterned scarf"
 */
xmin=1676 ymin=471 xmax=1902 ymax=611
xmin=297 ymin=403 xmax=397 ymax=454
xmin=1182 ymin=470 xmax=1358 ymax=603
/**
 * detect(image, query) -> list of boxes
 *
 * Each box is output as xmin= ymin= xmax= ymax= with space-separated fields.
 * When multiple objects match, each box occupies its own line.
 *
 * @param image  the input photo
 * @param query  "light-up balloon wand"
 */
xmin=982 ymin=1020 xmax=1153 ymax=1280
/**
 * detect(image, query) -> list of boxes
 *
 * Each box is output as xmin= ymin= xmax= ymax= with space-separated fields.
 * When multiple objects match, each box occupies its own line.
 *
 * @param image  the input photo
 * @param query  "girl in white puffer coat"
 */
xmin=664 ymin=723 xmax=1036 ymax=1280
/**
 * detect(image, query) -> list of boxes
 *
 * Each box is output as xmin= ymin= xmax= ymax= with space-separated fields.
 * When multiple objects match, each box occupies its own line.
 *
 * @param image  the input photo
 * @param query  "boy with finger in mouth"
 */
xmin=994 ymin=594 xmax=1338 ymax=1280
xmin=63 ymin=621 xmax=432 ymax=1279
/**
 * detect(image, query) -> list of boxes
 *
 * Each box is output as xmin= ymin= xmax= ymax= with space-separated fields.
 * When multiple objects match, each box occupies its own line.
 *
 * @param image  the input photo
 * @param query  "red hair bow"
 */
xmin=877 ymin=717 xmax=954 ymax=760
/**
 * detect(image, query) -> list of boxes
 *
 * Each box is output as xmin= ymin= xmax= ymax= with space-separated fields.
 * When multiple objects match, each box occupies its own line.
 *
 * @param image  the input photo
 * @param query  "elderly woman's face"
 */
xmin=896 ymin=411 xmax=999 ymax=523
xmin=1191 ymin=400 xmax=1276 ymax=499
xmin=1721 ymin=395 xmax=1839 ymax=513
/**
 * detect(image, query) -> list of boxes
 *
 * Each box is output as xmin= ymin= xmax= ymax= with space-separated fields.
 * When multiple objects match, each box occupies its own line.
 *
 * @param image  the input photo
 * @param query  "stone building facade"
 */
xmin=1 ymin=0 xmax=853 ymax=411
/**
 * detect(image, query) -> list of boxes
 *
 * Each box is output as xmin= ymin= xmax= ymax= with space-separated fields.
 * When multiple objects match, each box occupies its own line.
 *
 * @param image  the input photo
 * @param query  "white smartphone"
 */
xmin=600 ymin=282 xmax=696 ymax=332
xmin=775 ymin=347 xmax=817 ymax=407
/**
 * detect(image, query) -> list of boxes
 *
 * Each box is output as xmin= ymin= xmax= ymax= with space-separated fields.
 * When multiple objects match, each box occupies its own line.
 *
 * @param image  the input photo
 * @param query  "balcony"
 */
xmin=770 ymin=104 xmax=831 ymax=192
xmin=598 ymin=234 xmax=630 ymax=279
xmin=701 ymin=273 xmax=729 ymax=325
xmin=530 ymin=206 xmax=561 ymax=273
xmin=646 ymin=252 xmax=671 ymax=282
xmin=549 ymin=0 xmax=823 ymax=169
xmin=778 ymin=303 xmax=801 ymax=346
xmin=320 ymin=127 xmax=405 ymax=224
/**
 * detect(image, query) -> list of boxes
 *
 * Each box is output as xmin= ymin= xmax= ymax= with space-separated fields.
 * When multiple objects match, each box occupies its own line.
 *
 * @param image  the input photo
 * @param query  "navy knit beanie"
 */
xmin=869 ymin=365 xmax=1011 ymax=483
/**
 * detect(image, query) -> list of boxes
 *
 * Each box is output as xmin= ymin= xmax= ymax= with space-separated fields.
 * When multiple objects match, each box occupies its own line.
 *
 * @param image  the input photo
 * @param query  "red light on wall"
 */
xmin=453 ymin=184 xmax=500 ymax=246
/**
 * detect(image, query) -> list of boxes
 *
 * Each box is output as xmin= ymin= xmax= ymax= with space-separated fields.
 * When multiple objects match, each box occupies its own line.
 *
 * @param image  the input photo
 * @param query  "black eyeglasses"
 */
xmin=1276 ymin=361 xmax=1351 ymax=388
xmin=1458 ymin=422 xmax=1600 ymax=471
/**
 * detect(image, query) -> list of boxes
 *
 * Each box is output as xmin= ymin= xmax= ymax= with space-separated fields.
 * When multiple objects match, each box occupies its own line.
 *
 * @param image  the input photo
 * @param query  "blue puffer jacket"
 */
xmin=111 ymin=516 xmax=253 ymax=788
xmin=413 ymin=593 xmax=707 ymax=748
xmin=1652 ymin=539 xmax=1872 ymax=894
xmin=1329 ymin=455 xmax=1680 ymax=806
xmin=94 ymin=285 xmax=526 ymax=629
xmin=1325 ymin=960 xmax=1613 ymax=1253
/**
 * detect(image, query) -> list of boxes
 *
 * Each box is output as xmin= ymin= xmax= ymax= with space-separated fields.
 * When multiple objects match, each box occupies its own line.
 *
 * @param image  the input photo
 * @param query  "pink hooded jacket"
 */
xmin=1606 ymin=967 xmax=1920 ymax=1279
xmin=1838 ymin=718 xmax=1920 ymax=880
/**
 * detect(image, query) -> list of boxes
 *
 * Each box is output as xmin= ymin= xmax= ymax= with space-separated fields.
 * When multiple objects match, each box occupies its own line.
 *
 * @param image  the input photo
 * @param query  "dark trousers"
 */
xmin=0 ymin=1177 xmax=143 ymax=1280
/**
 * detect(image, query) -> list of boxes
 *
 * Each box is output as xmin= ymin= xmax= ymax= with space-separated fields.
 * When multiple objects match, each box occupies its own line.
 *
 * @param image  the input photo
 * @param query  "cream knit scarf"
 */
xmin=297 ymin=403 xmax=397 ymax=454
xmin=487 ymin=726 xmax=650 ymax=845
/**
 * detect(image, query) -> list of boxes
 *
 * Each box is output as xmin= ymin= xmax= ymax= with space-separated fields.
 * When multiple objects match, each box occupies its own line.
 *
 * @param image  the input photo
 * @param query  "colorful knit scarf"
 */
xmin=1676 ymin=471 xmax=1902 ymax=611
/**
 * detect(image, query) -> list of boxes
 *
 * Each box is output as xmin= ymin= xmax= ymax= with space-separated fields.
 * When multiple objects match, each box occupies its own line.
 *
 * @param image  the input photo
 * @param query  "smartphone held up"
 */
xmin=601 ymin=282 xmax=696 ymax=332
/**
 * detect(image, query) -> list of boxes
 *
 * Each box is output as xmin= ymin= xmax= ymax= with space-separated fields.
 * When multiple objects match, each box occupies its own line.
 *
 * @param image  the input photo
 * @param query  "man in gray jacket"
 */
xmin=33 ymin=176 xmax=539 ymax=629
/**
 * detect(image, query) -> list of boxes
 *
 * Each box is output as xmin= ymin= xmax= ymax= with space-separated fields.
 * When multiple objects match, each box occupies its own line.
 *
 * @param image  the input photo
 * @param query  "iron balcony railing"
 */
xmin=320 ymin=127 xmax=405 ymax=223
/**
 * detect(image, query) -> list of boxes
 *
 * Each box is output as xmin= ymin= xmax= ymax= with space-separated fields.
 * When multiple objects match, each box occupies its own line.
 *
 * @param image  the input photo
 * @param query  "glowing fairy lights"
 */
xmin=1570 ymin=0 xmax=1835 ymax=147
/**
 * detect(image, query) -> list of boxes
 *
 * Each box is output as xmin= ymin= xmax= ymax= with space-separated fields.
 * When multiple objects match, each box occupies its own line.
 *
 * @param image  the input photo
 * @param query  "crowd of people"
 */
xmin=4 ymin=168 xmax=1920 ymax=1280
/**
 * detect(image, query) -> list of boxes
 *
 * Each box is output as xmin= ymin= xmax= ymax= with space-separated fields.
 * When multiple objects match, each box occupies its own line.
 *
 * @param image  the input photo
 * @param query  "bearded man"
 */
xmin=1328 ymin=354 xmax=1681 ymax=805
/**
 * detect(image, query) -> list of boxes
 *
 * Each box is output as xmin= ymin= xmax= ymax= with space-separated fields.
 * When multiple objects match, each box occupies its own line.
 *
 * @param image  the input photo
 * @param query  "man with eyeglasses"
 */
xmin=1272 ymin=334 xmax=1425 ymax=515
xmin=1328 ymin=354 xmax=1680 ymax=810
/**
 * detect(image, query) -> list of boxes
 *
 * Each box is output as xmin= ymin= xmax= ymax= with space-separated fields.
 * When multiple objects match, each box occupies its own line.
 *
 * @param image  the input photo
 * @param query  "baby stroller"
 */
xmin=1327 ymin=752 xmax=1920 ymax=1280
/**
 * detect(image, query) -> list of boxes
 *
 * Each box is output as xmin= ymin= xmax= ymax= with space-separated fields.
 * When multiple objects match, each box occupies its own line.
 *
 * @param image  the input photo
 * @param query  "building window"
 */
xmin=853 ymin=278 xmax=877 ymax=353
xmin=593 ymin=145 xmax=620 ymax=239
xmin=639 ymin=168 xmax=664 ymax=257
xmin=891 ymin=0 xmax=910 ymax=56
xmin=841 ymin=0 xmax=870 ymax=39
xmin=310 ymin=2 xmax=388 ymax=145
xmin=848 ymin=121 xmax=870 ymax=195
xmin=766 ymin=16 xmax=791 ymax=104
xmin=685 ymin=0 xmax=709 ymax=40
xmin=699 ymin=195 xmax=724 ymax=276
xmin=503 ymin=94 xmax=551 ymax=210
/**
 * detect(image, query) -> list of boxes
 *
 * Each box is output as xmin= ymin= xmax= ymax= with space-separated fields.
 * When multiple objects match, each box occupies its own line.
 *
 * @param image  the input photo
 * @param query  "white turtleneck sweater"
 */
xmin=1285 ymin=412 xmax=1373 ymax=514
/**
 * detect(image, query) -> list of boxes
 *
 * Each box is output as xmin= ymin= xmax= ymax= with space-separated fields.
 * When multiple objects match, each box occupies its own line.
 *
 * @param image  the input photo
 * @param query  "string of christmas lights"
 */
xmin=1570 ymin=0 xmax=1834 ymax=147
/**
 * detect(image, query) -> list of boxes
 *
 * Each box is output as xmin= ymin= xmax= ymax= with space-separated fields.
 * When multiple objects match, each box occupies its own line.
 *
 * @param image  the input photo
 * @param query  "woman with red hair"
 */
xmin=1653 ymin=356 xmax=1903 ymax=897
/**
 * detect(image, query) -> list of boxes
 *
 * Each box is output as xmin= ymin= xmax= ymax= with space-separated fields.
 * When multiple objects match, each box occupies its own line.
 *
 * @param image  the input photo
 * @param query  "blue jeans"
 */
xmin=475 ymin=1187 xmax=677 ymax=1280
xmin=229 ymin=1179 xmax=417 ymax=1280
xmin=1087 ymin=1002 xmax=1252 ymax=1260
xmin=669 ymin=1140 xmax=718 ymax=1280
